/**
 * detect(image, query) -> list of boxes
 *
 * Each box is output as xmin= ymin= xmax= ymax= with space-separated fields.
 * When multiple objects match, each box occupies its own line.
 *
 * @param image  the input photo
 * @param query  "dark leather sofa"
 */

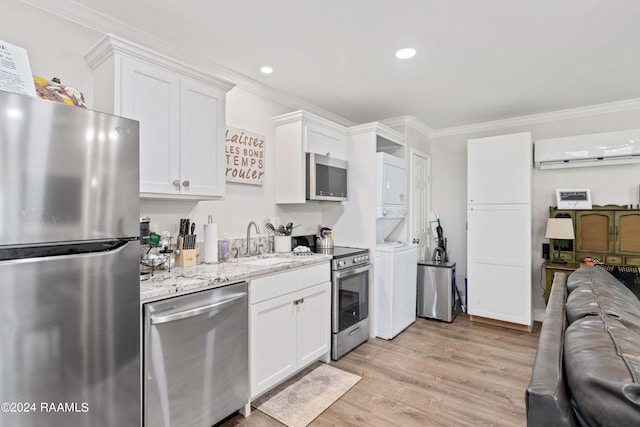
xmin=526 ymin=266 xmax=640 ymax=426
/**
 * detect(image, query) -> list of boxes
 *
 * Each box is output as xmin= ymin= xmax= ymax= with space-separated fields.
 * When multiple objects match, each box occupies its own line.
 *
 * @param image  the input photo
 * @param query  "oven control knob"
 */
xmin=338 ymin=260 xmax=346 ymax=267
xmin=353 ymin=256 xmax=359 ymax=263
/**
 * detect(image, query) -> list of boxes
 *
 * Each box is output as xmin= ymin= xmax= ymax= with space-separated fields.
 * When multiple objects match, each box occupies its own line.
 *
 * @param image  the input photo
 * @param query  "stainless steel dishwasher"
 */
xmin=144 ymin=281 xmax=249 ymax=427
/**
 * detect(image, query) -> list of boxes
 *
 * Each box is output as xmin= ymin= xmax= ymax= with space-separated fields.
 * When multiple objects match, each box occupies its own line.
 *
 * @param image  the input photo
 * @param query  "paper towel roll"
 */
xmin=204 ymin=223 xmax=218 ymax=263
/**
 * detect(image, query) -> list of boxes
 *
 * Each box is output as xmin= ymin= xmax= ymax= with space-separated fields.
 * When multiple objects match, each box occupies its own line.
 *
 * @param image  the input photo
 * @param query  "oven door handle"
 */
xmin=334 ymin=264 xmax=371 ymax=278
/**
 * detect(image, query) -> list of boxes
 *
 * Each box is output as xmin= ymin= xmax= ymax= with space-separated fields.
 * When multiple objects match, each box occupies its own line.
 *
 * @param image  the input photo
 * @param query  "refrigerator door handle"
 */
xmin=150 ymin=292 xmax=247 ymax=325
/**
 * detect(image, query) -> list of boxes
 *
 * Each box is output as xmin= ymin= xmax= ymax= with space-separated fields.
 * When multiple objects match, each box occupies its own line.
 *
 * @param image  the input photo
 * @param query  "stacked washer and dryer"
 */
xmin=373 ymin=153 xmax=418 ymax=340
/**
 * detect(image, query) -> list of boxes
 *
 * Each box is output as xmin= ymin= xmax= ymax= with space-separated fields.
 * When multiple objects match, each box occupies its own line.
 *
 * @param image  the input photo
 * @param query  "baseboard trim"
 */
xmin=469 ymin=315 xmax=533 ymax=332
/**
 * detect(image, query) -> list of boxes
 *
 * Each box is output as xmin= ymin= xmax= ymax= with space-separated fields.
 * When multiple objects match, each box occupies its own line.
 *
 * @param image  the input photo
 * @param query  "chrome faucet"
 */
xmin=245 ymin=221 xmax=260 ymax=256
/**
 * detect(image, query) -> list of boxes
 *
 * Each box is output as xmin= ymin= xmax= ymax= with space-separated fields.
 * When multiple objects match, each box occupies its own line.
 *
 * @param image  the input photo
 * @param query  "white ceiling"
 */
xmin=28 ymin=0 xmax=640 ymax=130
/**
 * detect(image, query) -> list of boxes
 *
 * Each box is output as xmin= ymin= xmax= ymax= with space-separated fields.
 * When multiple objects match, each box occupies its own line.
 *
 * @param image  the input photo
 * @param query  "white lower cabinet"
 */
xmin=249 ymin=263 xmax=331 ymax=399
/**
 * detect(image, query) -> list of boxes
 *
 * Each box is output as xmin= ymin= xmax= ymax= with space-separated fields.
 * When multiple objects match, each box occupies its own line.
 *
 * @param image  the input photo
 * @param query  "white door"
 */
xmin=250 ymin=293 xmax=297 ymax=398
xmin=467 ymin=132 xmax=532 ymax=204
xmin=305 ymin=121 xmax=346 ymax=160
xmin=467 ymin=204 xmax=532 ymax=325
xmin=121 ymin=57 xmax=180 ymax=195
xmin=410 ymin=149 xmax=431 ymax=260
xmin=381 ymin=161 xmax=407 ymax=206
xmin=391 ymin=246 xmax=418 ymax=337
xmin=296 ymin=282 xmax=331 ymax=368
xmin=180 ymin=79 xmax=226 ymax=197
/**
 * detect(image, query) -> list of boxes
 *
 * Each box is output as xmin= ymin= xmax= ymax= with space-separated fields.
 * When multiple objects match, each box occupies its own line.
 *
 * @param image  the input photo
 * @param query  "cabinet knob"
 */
xmin=182 ymin=180 xmax=190 ymax=187
xmin=173 ymin=179 xmax=180 ymax=187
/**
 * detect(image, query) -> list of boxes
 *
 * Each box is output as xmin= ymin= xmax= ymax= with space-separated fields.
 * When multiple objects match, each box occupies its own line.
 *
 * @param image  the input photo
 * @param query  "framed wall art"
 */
xmin=556 ymin=189 xmax=592 ymax=209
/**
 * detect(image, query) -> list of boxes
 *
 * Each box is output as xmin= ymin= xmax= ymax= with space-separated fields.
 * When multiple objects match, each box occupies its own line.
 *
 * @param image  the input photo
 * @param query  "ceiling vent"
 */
xmin=534 ymin=129 xmax=640 ymax=169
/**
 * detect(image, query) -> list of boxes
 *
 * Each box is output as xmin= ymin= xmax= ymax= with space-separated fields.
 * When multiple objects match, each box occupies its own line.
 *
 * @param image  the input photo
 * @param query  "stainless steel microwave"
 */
xmin=306 ymin=153 xmax=348 ymax=202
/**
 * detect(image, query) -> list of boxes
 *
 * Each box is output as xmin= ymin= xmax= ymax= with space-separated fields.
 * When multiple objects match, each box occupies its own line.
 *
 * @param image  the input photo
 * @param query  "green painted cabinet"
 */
xmin=549 ymin=206 xmax=640 ymax=265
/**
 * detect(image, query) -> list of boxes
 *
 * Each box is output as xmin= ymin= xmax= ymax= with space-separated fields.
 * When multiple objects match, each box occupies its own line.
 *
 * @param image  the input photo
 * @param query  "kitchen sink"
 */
xmin=244 ymin=257 xmax=292 ymax=266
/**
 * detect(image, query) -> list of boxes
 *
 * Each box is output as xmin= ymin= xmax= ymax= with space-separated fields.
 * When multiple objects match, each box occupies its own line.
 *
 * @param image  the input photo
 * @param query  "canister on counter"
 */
xmin=140 ymin=217 xmax=151 ymax=246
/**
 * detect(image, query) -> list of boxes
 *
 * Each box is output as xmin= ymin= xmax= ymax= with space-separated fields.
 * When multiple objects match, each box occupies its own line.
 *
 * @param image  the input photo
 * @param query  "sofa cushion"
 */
xmin=564 ymin=316 xmax=640 ymax=426
xmin=566 ymin=266 xmax=640 ymax=331
xmin=526 ymin=272 xmax=577 ymax=427
xmin=563 ymin=266 xmax=640 ymax=426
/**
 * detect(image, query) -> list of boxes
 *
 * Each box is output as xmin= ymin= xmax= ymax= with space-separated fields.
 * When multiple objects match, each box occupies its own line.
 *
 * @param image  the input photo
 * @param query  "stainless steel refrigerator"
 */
xmin=0 ymin=90 xmax=141 ymax=426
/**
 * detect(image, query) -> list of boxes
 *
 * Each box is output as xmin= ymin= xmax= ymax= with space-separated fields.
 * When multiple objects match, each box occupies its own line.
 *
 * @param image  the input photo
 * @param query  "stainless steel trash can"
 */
xmin=417 ymin=261 xmax=456 ymax=322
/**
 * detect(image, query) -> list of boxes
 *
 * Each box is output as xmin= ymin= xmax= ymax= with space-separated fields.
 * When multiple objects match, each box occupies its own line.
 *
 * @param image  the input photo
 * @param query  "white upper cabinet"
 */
xmin=467 ymin=132 xmax=532 ymax=204
xmin=272 ymin=111 xmax=347 ymax=204
xmin=305 ymin=119 xmax=347 ymax=159
xmin=179 ymin=79 xmax=227 ymax=197
xmin=85 ymin=34 xmax=235 ymax=198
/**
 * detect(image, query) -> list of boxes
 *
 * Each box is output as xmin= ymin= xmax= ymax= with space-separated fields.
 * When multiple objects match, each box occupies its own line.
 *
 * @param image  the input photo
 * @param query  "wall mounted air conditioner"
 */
xmin=534 ymin=129 xmax=640 ymax=169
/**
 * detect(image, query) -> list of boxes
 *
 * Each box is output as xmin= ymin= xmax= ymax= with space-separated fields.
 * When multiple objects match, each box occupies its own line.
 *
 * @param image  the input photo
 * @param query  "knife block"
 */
xmin=176 ymin=236 xmax=197 ymax=267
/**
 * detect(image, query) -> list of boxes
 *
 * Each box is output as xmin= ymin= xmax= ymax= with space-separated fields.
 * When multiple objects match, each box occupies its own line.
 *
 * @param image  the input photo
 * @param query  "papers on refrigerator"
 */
xmin=0 ymin=40 xmax=36 ymax=97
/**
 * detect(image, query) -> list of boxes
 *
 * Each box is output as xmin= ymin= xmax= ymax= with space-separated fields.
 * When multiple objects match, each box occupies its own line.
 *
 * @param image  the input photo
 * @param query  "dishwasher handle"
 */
xmin=150 ymin=292 xmax=247 ymax=325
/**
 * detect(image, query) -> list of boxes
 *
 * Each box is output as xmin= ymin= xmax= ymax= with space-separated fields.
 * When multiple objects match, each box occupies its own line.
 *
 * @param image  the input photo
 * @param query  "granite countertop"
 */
xmin=140 ymin=252 xmax=332 ymax=303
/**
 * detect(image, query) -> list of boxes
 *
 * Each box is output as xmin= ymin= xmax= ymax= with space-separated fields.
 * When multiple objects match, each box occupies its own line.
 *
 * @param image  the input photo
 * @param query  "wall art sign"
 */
xmin=225 ymin=126 xmax=265 ymax=185
xmin=0 ymin=40 xmax=36 ymax=97
xmin=556 ymin=189 xmax=592 ymax=209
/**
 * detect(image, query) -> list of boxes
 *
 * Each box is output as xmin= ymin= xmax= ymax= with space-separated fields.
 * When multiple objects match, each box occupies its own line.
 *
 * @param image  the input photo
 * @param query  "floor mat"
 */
xmin=253 ymin=362 xmax=361 ymax=427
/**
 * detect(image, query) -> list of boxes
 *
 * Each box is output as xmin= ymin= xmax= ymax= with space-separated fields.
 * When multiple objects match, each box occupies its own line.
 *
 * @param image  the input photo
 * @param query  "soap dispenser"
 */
xmin=220 ymin=234 xmax=230 ymax=262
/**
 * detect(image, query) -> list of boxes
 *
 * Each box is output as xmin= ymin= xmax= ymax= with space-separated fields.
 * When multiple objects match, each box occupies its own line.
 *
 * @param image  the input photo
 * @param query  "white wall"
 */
xmin=431 ymin=108 xmax=640 ymax=320
xmin=9 ymin=0 xmax=640 ymax=320
xmin=5 ymin=0 xmax=338 ymax=241
xmin=4 ymin=0 xmax=99 ymax=99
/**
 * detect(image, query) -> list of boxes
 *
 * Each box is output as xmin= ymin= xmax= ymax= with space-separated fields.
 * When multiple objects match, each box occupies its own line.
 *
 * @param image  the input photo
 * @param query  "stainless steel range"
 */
xmin=291 ymin=236 xmax=372 ymax=360
xmin=324 ymin=246 xmax=372 ymax=360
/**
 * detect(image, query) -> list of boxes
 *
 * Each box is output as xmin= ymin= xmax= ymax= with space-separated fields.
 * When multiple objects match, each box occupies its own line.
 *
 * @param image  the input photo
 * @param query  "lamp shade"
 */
xmin=545 ymin=218 xmax=575 ymax=240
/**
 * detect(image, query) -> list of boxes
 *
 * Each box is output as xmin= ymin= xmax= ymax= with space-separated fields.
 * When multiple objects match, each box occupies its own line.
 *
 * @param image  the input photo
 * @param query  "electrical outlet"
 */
xmin=542 ymin=243 xmax=550 ymax=260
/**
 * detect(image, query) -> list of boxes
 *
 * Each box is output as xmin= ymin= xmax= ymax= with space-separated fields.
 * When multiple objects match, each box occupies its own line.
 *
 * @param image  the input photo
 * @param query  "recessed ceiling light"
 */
xmin=395 ymin=48 xmax=416 ymax=59
xmin=260 ymin=66 xmax=273 ymax=74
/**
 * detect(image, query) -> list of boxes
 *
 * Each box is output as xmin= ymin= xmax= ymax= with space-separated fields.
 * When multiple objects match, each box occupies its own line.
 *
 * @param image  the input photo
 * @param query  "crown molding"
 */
xmin=431 ymin=98 xmax=640 ymax=138
xmin=85 ymin=34 xmax=236 ymax=91
xmin=272 ymin=110 xmax=348 ymax=134
xmin=348 ymin=122 xmax=406 ymax=146
xmin=380 ymin=116 xmax=433 ymax=137
xmin=21 ymin=0 xmax=356 ymax=127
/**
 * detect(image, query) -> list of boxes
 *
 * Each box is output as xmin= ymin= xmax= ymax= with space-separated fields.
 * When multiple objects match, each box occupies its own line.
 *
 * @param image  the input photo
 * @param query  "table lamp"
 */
xmin=545 ymin=218 xmax=575 ymax=264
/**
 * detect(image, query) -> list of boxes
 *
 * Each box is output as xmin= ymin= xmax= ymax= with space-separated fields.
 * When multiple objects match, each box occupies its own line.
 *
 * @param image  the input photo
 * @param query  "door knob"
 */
xmin=182 ymin=180 xmax=190 ymax=187
xmin=173 ymin=179 xmax=180 ymax=186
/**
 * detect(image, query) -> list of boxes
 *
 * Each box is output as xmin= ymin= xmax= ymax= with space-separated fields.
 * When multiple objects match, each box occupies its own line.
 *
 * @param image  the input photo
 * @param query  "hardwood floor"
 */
xmin=221 ymin=315 xmax=541 ymax=427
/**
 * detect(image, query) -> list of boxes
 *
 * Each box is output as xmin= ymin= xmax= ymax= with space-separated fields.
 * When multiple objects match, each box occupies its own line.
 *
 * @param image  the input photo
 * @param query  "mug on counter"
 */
xmin=274 ymin=235 xmax=291 ymax=253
